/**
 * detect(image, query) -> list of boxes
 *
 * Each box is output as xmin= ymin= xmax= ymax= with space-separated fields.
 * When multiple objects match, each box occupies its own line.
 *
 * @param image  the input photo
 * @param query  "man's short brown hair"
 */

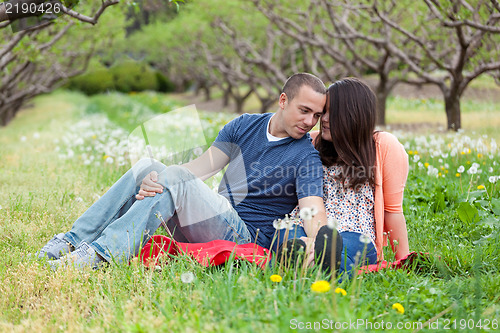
xmin=282 ymin=73 xmax=326 ymax=101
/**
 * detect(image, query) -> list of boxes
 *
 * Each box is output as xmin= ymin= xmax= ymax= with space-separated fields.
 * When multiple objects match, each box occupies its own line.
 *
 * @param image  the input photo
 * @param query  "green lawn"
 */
xmin=0 ymin=91 xmax=499 ymax=332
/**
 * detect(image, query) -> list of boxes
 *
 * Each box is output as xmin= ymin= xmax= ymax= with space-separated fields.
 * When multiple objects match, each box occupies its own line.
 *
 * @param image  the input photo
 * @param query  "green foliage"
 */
xmin=1 ymin=91 xmax=499 ymax=331
xmin=67 ymin=59 xmax=176 ymax=95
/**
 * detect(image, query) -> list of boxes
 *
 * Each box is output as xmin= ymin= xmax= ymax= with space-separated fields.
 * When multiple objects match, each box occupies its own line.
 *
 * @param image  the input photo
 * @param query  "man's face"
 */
xmin=279 ymin=85 xmax=326 ymax=139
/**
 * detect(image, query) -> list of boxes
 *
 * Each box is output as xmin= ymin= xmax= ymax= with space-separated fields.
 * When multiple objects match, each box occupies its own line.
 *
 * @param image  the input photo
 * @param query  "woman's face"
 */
xmin=321 ymin=108 xmax=332 ymax=142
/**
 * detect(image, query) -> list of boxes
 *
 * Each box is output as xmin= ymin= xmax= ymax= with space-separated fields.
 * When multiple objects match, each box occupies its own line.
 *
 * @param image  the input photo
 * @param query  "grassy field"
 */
xmin=0 ymin=90 xmax=499 ymax=332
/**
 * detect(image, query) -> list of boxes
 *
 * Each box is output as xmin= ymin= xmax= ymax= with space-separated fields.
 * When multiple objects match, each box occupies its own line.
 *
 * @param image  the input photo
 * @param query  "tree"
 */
xmin=0 ymin=0 xmax=121 ymax=126
xmin=251 ymin=0 xmax=413 ymax=125
xmin=371 ymin=0 xmax=500 ymax=130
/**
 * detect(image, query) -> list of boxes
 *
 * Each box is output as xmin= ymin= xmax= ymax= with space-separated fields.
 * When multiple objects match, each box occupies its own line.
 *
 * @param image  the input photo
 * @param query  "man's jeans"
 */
xmin=64 ymin=158 xmax=252 ymax=263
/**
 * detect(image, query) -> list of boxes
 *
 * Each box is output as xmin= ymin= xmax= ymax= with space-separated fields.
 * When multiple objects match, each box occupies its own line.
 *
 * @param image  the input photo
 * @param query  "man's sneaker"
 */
xmin=314 ymin=225 xmax=343 ymax=274
xmin=50 ymin=242 xmax=105 ymax=271
xmin=37 ymin=233 xmax=72 ymax=260
xmin=276 ymin=238 xmax=307 ymax=267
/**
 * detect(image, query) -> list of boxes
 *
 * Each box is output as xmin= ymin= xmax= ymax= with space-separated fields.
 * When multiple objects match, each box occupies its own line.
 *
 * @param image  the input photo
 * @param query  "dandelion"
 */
xmin=311 ymin=280 xmax=331 ymax=293
xmin=299 ymin=207 xmax=313 ymax=222
xmin=456 ymin=173 xmax=460 ymax=177
xmin=20 ymin=136 xmax=27 ymax=142
xmin=33 ymin=132 xmax=40 ymax=139
xmin=392 ymin=303 xmax=405 ymax=314
xmin=193 ymin=147 xmax=204 ymax=156
xmin=424 ymin=162 xmax=430 ymax=168
xmin=0 ymin=205 xmax=2 ymax=210
xmin=180 ymin=272 xmax=195 ymax=284
xmin=472 ymin=162 xmax=480 ymax=169
xmin=334 ymin=287 xmax=347 ymax=296
xmin=489 ymin=176 xmax=498 ymax=184
xmin=75 ymin=197 xmax=83 ymax=203
xmin=477 ymin=185 xmax=485 ymax=190
xmin=457 ymin=165 xmax=465 ymax=173
xmin=327 ymin=217 xmax=338 ymax=230
xmin=273 ymin=218 xmax=294 ymax=230
xmin=105 ymin=156 xmax=114 ymax=164
xmin=467 ymin=166 xmax=478 ymax=175
xmin=359 ymin=234 xmax=371 ymax=245
xmin=270 ymin=274 xmax=282 ymax=283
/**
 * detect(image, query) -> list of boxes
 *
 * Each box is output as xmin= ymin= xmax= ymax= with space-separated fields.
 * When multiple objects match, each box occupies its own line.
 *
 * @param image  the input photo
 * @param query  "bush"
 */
xmin=66 ymin=59 xmax=175 ymax=95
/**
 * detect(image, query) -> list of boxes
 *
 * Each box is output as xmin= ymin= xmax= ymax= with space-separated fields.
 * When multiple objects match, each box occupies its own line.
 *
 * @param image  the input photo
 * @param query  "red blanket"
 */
xmin=139 ymin=236 xmax=427 ymax=274
xmin=139 ymin=235 xmax=271 ymax=268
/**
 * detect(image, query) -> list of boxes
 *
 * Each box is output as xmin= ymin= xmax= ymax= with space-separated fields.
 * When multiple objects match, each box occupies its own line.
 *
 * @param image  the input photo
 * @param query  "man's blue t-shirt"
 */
xmin=213 ymin=113 xmax=323 ymax=248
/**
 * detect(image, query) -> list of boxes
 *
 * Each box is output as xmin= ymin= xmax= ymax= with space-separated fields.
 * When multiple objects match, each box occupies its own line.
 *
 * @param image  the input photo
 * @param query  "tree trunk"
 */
xmin=444 ymin=93 xmax=461 ymax=131
xmin=223 ymin=87 xmax=231 ymax=107
xmin=376 ymin=77 xmax=388 ymax=126
xmin=259 ymin=98 xmax=274 ymax=113
xmin=203 ymin=85 xmax=211 ymax=101
xmin=235 ymin=98 xmax=244 ymax=114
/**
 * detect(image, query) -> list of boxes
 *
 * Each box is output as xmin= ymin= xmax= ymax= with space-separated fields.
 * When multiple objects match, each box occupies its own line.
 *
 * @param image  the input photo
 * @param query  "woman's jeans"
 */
xmin=64 ymin=158 xmax=252 ymax=263
xmin=338 ymin=231 xmax=378 ymax=279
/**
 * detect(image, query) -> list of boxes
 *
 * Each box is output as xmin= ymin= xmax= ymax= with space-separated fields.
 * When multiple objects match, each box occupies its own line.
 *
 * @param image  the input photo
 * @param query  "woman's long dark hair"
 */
xmin=315 ymin=78 xmax=377 ymax=189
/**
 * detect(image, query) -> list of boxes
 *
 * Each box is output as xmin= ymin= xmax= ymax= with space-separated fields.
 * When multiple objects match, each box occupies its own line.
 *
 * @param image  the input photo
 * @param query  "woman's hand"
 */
xmin=135 ymin=171 xmax=163 ymax=200
xmin=299 ymin=236 xmax=316 ymax=267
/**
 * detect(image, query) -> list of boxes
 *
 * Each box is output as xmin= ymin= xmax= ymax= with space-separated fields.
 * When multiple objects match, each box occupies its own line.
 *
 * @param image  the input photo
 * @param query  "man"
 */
xmin=38 ymin=73 xmax=328 ymax=269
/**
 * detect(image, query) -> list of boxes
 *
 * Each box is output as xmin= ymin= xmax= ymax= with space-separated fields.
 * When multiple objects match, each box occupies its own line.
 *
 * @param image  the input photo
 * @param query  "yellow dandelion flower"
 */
xmin=408 ymin=150 xmax=413 ymax=155
xmin=438 ymin=172 xmax=442 ymax=177
xmin=311 ymin=280 xmax=331 ymax=293
xmin=477 ymin=153 xmax=483 ymax=158
xmin=445 ymin=170 xmax=448 ymax=174
xmin=466 ymin=161 xmax=471 ymax=164
xmin=477 ymin=185 xmax=485 ymax=190
xmin=270 ymin=274 xmax=282 ymax=283
xmin=392 ymin=303 xmax=405 ymax=314
xmin=461 ymin=151 xmax=466 ymax=155
xmin=456 ymin=173 xmax=460 ymax=177
xmin=103 ymin=155 xmax=109 ymax=160
xmin=414 ymin=151 xmax=418 ymax=155
xmin=424 ymin=162 xmax=430 ymax=168
xmin=92 ymin=135 xmax=97 ymax=140
xmin=335 ymin=287 xmax=347 ymax=296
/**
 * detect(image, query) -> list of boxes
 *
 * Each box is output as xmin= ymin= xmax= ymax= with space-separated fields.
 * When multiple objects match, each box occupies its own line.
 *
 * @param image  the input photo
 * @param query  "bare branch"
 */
xmin=60 ymin=0 xmax=120 ymax=25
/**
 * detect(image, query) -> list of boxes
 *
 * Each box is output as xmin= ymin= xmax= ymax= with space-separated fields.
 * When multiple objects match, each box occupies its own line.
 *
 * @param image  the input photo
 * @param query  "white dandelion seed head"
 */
xmin=181 ymin=272 xmax=195 ymax=284
xmin=105 ymin=156 xmax=114 ymax=164
xmin=273 ymin=219 xmax=285 ymax=230
xmin=75 ymin=197 xmax=83 ymax=203
xmin=299 ymin=207 xmax=313 ymax=222
xmin=359 ymin=234 xmax=371 ymax=245
xmin=467 ymin=166 xmax=478 ymax=175
xmin=20 ymin=136 xmax=27 ymax=142
xmin=472 ymin=162 xmax=480 ymax=169
xmin=327 ymin=217 xmax=338 ymax=230
xmin=457 ymin=165 xmax=465 ymax=173
xmin=310 ymin=206 xmax=318 ymax=216
xmin=33 ymin=132 xmax=40 ymax=139
xmin=193 ymin=147 xmax=204 ymax=156
xmin=489 ymin=176 xmax=498 ymax=184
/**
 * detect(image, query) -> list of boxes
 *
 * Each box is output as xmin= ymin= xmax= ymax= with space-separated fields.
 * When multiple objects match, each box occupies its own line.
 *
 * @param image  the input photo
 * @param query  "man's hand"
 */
xmin=135 ymin=171 xmax=163 ymax=200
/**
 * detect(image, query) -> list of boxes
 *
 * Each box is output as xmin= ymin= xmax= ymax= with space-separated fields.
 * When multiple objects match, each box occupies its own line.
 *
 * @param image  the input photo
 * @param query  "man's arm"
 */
xmin=136 ymin=146 xmax=229 ymax=200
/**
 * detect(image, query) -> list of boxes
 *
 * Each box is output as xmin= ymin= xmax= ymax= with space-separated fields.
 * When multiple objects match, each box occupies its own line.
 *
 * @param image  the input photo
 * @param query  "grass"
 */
xmin=0 ymin=90 xmax=499 ymax=332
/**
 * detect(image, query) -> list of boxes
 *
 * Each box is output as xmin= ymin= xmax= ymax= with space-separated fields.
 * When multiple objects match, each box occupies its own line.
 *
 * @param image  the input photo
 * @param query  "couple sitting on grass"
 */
xmin=37 ymin=73 xmax=409 ymax=278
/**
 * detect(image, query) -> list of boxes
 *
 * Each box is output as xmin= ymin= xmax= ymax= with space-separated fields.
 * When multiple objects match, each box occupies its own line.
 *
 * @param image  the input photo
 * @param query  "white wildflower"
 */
xmin=472 ymin=162 xmax=480 ymax=169
xmin=457 ymin=165 xmax=465 ymax=173
xmin=327 ymin=217 xmax=338 ymax=230
xmin=359 ymin=234 xmax=371 ymax=245
xmin=413 ymin=155 xmax=420 ymax=163
xmin=489 ymin=176 xmax=498 ymax=184
xmin=299 ymin=207 xmax=313 ymax=222
xmin=20 ymin=136 xmax=27 ymax=142
xmin=488 ymin=167 xmax=493 ymax=173
xmin=193 ymin=147 xmax=204 ymax=156
xmin=75 ymin=197 xmax=83 ymax=203
xmin=467 ymin=166 xmax=478 ymax=175
xmin=181 ymin=272 xmax=195 ymax=284
xmin=105 ymin=156 xmax=114 ymax=164
xmin=33 ymin=132 xmax=40 ymax=139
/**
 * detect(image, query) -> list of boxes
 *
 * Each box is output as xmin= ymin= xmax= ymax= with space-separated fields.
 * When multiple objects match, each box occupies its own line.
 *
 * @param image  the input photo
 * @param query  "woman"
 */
xmin=288 ymin=77 xmax=409 ymax=277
